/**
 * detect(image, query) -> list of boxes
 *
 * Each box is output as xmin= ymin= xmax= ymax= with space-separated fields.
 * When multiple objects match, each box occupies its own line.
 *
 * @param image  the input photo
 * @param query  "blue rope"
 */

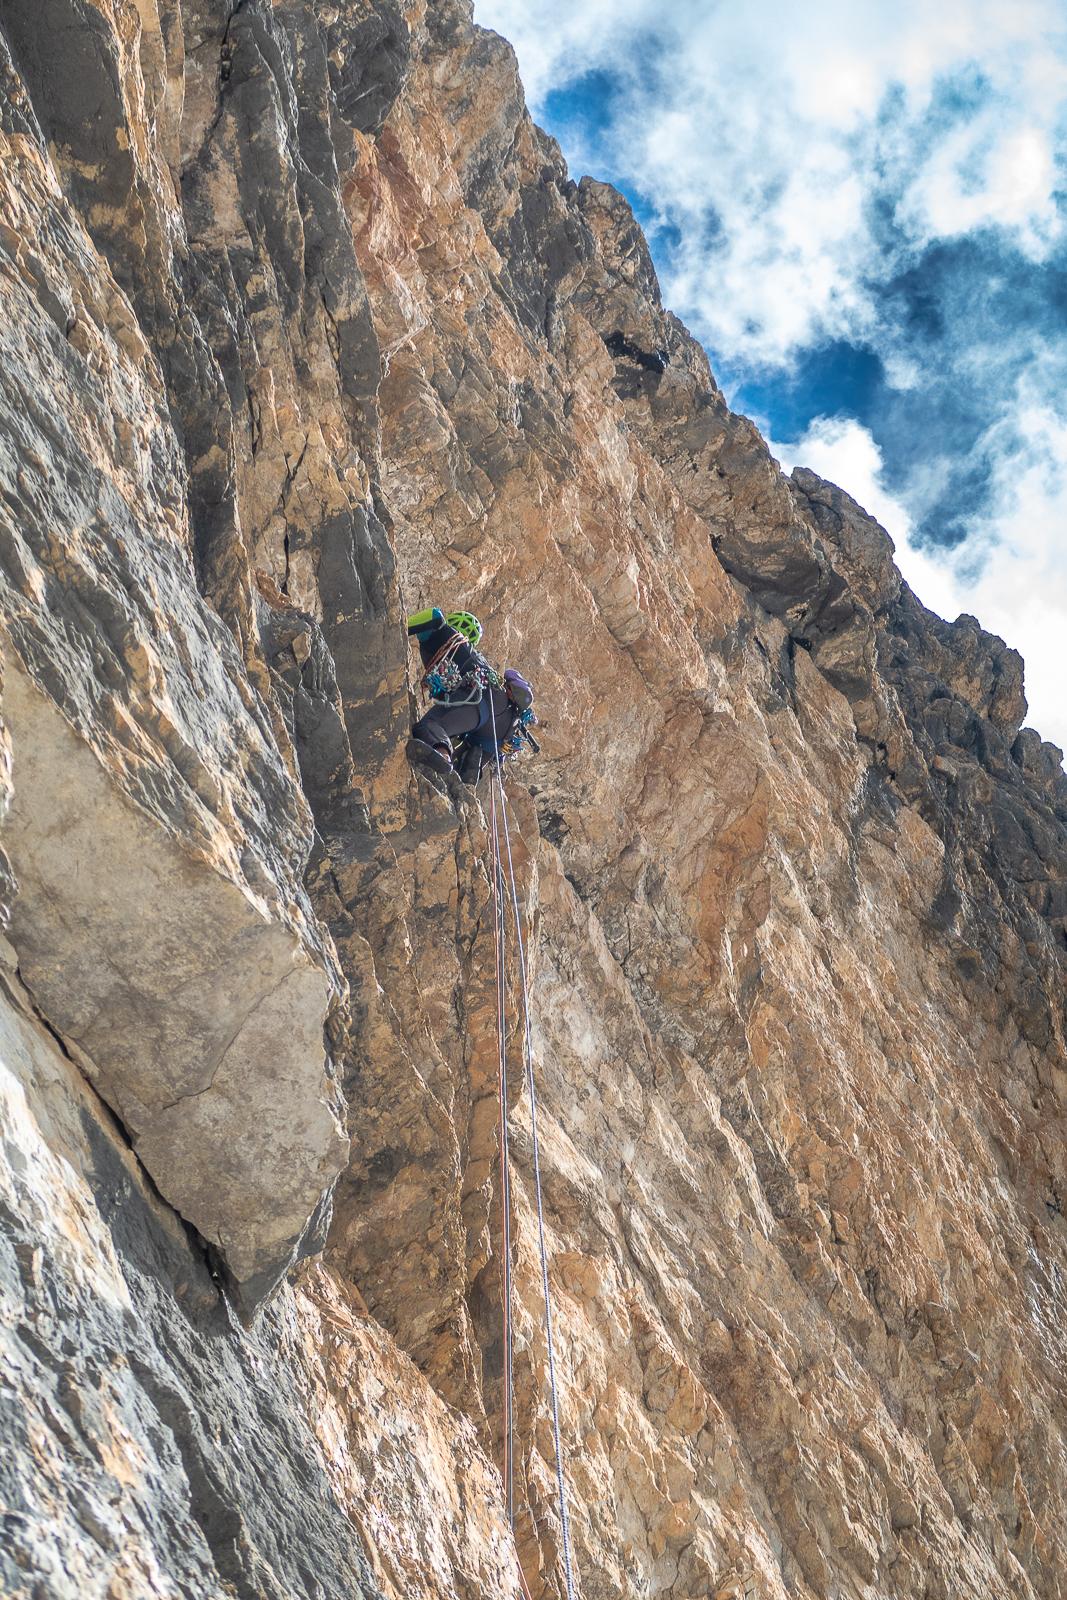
xmin=488 ymin=771 xmax=515 ymax=1526
xmin=489 ymin=695 xmax=577 ymax=1600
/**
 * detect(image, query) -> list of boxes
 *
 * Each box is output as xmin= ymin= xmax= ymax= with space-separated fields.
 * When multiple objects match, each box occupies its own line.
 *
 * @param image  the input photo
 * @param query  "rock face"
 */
xmin=1 ymin=4 xmax=1065 ymax=1599
xmin=0 ymin=62 xmax=348 ymax=1303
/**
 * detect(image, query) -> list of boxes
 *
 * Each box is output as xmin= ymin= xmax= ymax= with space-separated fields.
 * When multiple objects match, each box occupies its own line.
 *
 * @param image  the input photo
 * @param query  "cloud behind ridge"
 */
xmin=477 ymin=0 xmax=1067 ymax=754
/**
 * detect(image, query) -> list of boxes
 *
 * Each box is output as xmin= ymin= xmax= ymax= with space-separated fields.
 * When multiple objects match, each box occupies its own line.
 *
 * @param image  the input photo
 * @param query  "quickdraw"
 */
xmin=424 ymin=656 xmax=465 ymax=696
xmin=421 ymin=633 xmax=463 ymax=695
xmin=500 ymin=706 xmax=538 ymax=761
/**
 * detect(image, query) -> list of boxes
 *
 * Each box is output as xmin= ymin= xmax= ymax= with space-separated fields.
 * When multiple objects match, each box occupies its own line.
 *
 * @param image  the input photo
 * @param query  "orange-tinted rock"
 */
xmin=0 ymin=2 xmax=1065 ymax=1598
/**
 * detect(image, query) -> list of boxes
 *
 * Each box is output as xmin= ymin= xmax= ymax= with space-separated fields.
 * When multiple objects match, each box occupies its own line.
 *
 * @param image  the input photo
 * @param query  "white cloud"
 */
xmin=774 ymin=415 xmax=1067 ymax=753
xmin=772 ymin=417 xmax=910 ymax=547
xmin=474 ymin=0 xmax=1067 ymax=757
xmin=899 ymin=118 xmax=1063 ymax=258
xmin=476 ymin=0 xmax=1067 ymax=362
xmin=953 ymin=399 xmax=1067 ymax=751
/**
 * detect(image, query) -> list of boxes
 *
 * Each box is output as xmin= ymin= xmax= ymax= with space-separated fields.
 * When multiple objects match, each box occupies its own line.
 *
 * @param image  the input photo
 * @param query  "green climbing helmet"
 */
xmin=446 ymin=610 xmax=482 ymax=647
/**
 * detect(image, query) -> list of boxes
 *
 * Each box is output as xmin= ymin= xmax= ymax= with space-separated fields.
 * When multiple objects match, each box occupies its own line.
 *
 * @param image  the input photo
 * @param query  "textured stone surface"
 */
xmin=0 ymin=0 xmax=1065 ymax=1597
xmin=3 ymin=659 xmax=340 ymax=1298
xmin=0 ymin=72 xmax=348 ymax=1304
xmin=0 ymin=951 xmax=459 ymax=1600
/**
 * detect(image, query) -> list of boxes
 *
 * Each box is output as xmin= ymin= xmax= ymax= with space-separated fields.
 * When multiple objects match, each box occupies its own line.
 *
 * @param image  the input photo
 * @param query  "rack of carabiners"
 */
xmin=486 ymin=695 xmax=577 ymax=1600
xmin=422 ymin=632 xmax=484 ymax=700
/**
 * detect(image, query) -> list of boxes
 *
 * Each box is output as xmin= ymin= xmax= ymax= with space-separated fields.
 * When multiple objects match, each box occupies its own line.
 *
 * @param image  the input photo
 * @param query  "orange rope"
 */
xmin=494 ymin=768 xmax=577 ymax=1600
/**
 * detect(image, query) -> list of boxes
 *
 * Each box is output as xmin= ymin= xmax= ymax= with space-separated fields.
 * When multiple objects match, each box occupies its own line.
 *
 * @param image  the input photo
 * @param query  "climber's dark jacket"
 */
xmin=407 ymin=608 xmax=534 ymax=783
xmin=406 ymin=608 xmax=482 ymax=705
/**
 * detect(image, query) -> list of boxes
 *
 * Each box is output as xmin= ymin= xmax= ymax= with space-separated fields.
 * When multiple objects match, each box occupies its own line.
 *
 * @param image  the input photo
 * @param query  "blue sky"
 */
xmin=475 ymin=0 xmax=1067 ymax=754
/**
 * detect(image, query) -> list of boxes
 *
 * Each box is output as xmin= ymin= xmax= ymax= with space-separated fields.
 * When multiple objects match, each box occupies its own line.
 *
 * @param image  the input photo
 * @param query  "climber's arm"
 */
xmin=407 ymin=606 xmax=475 ymax=672
xmin=406 ymin=606 xmax=446 ymax=637
xmin=406 ymin=606 xmax=455 ymax=665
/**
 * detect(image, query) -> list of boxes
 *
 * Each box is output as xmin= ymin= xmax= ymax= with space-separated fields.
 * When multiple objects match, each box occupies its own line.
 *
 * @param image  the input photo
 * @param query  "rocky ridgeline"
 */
xmin=1 ymin=3 xmax=1065 ymax=1598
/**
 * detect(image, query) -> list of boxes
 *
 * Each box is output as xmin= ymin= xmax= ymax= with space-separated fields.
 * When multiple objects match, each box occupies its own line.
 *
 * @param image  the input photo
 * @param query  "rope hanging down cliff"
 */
xmin=487 ymin=696 xmax=578 ymax=1600
xmin=488 ymin=774 xmax=515 ymax=1528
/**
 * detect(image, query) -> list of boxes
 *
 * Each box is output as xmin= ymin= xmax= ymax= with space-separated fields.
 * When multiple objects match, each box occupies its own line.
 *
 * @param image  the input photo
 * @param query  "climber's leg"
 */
xmin=455 ymin=740 xmax=484 ymax=785
xmin=405 ymin=738 xmax=453 ymax=775
xmin=409 ymin=703 xmax=481 ymax=772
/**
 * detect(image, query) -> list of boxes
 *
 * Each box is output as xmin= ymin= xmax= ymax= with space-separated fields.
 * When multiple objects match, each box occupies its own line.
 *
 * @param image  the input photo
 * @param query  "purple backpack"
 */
xmin=503 ymin=668 xmax=534 ymax=710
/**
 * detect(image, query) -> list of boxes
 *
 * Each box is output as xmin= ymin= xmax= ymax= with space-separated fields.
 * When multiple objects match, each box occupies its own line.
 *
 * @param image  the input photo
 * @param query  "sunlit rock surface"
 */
xmin=0 ymin=2 xmax=1065 ymax=1598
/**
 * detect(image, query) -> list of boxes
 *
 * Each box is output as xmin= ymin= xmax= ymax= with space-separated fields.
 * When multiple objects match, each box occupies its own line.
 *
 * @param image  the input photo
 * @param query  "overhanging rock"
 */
xmin=4 ymin=658 xmax=346 ymax=1307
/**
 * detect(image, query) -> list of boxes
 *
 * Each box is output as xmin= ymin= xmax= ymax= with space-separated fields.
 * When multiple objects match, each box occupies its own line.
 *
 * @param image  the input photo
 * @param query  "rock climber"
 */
xmin=405 ymin=606 xmax=535 ymax=784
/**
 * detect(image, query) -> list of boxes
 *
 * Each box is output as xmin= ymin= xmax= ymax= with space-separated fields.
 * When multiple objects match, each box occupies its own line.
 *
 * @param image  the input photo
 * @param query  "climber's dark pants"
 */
xmin=456 ymin=742 xmax=486 ymax=784
xmin=412 ymin=702 xmax=481 ymax=752
xmin=413 ymin=691 xmax=512 ymax=785
xmin=412 ymin=702 xmax=486 ymax=783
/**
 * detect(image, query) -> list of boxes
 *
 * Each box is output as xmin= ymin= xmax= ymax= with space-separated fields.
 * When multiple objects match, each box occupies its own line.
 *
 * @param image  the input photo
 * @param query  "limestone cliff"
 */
xmin=1 ymin=3 xmax=1065 ymax=1598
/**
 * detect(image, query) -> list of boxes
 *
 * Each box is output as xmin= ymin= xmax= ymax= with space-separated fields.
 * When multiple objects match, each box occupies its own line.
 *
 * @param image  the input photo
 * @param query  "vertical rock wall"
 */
xmin=0 ymin=2 xmax=1065 ymax=1598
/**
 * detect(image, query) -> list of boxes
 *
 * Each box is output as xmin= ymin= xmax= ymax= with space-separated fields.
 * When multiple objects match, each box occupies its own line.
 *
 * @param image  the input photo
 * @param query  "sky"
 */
xmin=474 ymin=0 xmax=1067 ymax=755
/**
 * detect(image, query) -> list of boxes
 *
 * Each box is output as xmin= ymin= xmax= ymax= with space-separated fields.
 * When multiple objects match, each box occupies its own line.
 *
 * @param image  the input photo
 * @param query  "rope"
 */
xmin=489 ymin=773 xmax=515 ymax=1526
xmin=488 ymin=706 xmax=536 ymax=1600
xmin=486 ymin=693 xmax=578 ymax=1600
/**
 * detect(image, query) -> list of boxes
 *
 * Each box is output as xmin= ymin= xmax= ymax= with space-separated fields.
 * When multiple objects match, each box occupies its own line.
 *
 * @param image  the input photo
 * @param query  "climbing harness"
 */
xmin=487 ymin=696 xmax=577 ymax=1600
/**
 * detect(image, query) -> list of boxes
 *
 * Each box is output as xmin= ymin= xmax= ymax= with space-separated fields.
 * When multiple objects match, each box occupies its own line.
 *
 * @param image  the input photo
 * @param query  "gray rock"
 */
xmin=0 ymin=29 xmax=350 ymax=1305
xmin=4 ymin=660 xmax=344 ymax=1303
xmin=0 ymin=970 xmax=383 ymax=1600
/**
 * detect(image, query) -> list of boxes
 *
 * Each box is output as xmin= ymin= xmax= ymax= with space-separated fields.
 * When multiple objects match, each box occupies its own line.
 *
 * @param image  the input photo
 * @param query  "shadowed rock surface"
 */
xmin=0 ymin=3 xmax=1065 ymax=1598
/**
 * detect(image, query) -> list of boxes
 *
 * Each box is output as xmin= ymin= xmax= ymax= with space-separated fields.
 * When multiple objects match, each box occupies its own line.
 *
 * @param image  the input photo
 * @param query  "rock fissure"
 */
xmin=4 ymin=952 xmax=226 ymax=1286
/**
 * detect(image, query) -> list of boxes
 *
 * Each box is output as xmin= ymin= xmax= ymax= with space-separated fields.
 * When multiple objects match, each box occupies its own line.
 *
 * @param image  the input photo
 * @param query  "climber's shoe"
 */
xmin=406 ymin=736 xmax=453 ymax=775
